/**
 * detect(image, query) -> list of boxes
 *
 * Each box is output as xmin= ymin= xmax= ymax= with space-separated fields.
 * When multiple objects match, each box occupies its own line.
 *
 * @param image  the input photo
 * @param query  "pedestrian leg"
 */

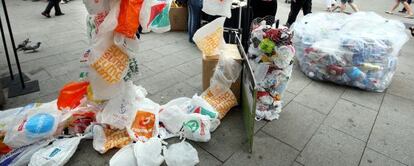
xmin=349 ymin=3 xmax=359 ymax=12
xmin=402 ymin=1 xmax=414 ymax=16
xmin=303 ymin=0 xmax=312 ymax=15
xmin=286 ymin=0 xmax=303 ymax=26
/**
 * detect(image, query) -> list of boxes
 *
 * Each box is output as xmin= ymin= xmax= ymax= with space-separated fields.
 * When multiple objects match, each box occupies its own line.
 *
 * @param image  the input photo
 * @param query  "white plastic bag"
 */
xmin=99 ymin=82 xmax=137 ymax=129
xmin=190 ymin=95 xmax=218 ymax=119
xmin=202 ymin=0 xmax=232 ymax=18
xmin=182 ymin=113 xmax=218 ymax=142
xmin=140 ymin=0 xmax=172 ymax=33
xmin=193 ymin=17 xmax=226 ymax=57
xmin=127 ymin=98 xmax=160 ymax=142
xmin=83 ymin=0 xmax=110 ymax=15
xmin=109 ymin=144 xmax=137 ymax=166
xmin=90 ymin=124 xmax=132 ymax=154
xmin=9 ymin=140 xmax=52 ymax=166
xmin=159 ymin=105 xmax=187 ymax=134
xmin=164 ymin=141 xmax=199 ymax=166
xmin=4 ymin=101 xmax=60 ymax=148
xmin=133 ymin=137 xmax=165 ymax=166
xmin=29 ymin=136 xmax=83 ymax=166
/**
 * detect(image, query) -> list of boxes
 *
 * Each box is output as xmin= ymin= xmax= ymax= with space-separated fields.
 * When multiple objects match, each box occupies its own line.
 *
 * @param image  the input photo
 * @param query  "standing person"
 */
xmin=286 ymin=0 xmax=312 ymax=27
xmin=252 ymin=0 xmax=278 ymax=19
xmin=399 ymin=0 xmax=412 ymax=13
xmin=41 ymin=0 xmax=64 ymax=18
xmin=187 ymin=0 xmax=202 ymax=43
xmin=386 ymin=0 xmax=414 ymax=18
xmin=340 ymin=0 xmax=359 ymax=13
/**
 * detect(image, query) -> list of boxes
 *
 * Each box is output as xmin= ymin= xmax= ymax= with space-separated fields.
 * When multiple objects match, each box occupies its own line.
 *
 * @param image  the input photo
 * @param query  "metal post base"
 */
xmin=0 ymin=73 xmax=30 ymax=88
xmin=8 ymin=80 xmax=39 ymax=98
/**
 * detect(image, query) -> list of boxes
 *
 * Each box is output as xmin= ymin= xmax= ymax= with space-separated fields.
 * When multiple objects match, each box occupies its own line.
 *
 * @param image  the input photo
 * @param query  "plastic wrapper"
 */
xmin=247 ymin=16 xmax=295 ymax=121
xmin=292 ymin=12 xmax=409 ymax=92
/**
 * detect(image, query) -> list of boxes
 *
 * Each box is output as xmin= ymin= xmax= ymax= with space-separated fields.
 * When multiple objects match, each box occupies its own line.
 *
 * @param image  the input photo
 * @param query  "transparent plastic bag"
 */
xmin=201 ymin=54 xmax=242 ymax=119
xmin=292 ymin=12 xmax=409 ymax=92
xmin=202 ymin=0 xmax=232 ymax=18
xmin=248 ymin=16 xmax=295 ymax=121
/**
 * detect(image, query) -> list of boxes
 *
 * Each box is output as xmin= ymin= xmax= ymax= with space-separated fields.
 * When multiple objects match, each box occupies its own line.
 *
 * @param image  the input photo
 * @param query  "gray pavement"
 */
xmin=1 ymin=0 xmax=414 ymax=165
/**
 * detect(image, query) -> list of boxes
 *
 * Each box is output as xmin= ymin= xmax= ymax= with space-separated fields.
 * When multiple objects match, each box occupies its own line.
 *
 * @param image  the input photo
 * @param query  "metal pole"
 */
xmin=2 ymin=0 xmax=25 ymax=88
xmin=0 ymin=15 xmax=13 ymax=80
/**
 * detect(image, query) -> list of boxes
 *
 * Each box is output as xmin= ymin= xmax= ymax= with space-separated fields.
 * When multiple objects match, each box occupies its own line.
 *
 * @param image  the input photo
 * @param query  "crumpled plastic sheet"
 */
xmin=292 ymin=12 xmax=409 ymax=92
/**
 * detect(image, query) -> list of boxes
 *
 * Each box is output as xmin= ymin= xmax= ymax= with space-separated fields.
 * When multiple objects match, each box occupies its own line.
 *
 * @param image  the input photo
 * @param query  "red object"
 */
xmin=115 ymin=0 xmax=144 ymax=38
xmin=57 ymin=81 xmax=90 ymax=110
xmin=327 ymin=65 xmax=345 ymax=75
xmin=257 ymin=91 xmax=270 ymax=98
xmin=0 ymin=143 xmax=11 ymax=155
xmin=264 ymin=29 xmax=281 ymax=42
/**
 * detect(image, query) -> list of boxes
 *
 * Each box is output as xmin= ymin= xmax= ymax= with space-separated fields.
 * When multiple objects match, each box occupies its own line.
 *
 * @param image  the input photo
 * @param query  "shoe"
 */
xmin=398 ymin=10 xmax=406 ymax=13
xmin=41 ymin=12 xmax=51 ymax=18
xmin=404 ymin=14 xmax=414 ymax=18
xmin=55 ymin=12 xmax=65 ymax=16
xmin=385 ymin=11 xmax=394 ymax=15
xmin=409 ymin=27 xmax=414 ymax=36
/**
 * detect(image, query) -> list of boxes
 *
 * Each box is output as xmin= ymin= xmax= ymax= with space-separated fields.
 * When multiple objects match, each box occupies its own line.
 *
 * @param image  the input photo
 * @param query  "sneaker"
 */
xmin=55 ymin=12 xmax=65 ymax=16
xmin=41 ymin=12 xmax=51 ymax=18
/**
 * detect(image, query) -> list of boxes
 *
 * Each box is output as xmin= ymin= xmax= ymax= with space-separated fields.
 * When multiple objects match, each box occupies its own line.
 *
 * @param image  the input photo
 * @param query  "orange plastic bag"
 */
xmin=57 ymin=81 xmax=90 ymax=110
xmin=115 ymin=0 xmax=144 ymax=38
xmin=0 ymin=133 xmax=11 ymax=155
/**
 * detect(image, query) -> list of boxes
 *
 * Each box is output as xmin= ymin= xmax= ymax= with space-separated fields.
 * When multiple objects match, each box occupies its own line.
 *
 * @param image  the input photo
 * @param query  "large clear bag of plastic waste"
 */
xmin=292 ymin=12 xmax=409 ymax=92
xmin=247 ymin=16 xmax=295 ymax=121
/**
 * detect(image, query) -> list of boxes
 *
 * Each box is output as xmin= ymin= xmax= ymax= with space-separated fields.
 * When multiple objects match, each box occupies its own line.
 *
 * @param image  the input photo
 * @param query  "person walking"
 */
xmin=340 ymin=0 xmax=359 ymax=13
xmin=41 ymin=0 xmax=64 ymax=18
xmin=286 ymin=0 xmax=312 ymax=27
xmin=187 ymin=0 xmax=202 ymax=43
xmin=399 ymin=0 xmax=412 ymax=13
xmin=386 ymin=0 xmax=414 ymax=18
xmin=252 ymin=0 xmax=278 ymax=18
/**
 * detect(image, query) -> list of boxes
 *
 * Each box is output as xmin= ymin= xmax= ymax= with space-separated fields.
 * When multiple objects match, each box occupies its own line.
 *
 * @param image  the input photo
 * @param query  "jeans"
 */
xmin=43 ymin=0 xmax=62 ymax=14
xmin=286 ymin=0 xmax=312 ymax=25
xmin=188 ymin=0 xmax=202 ymax=43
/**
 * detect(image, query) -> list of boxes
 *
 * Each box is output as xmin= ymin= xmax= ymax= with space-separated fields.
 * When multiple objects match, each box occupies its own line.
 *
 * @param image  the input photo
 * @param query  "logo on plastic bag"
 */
xmin=91 ymin=44 xmax=129 ymax=84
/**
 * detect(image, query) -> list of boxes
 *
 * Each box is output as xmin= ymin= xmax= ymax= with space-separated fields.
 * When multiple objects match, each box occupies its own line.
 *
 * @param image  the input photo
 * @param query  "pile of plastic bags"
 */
xmin=247 ymin=16 xmax=295 ymax=121
xmin=0 ymin=0 xmax=241 ymax=165
xmin=292 ymin=12 xmax=409 ymax=92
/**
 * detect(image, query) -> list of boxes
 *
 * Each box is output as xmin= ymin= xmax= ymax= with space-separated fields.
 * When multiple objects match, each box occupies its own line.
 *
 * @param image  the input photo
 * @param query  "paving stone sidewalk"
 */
xmin=1 ymin=0 xmax=414 ymax=166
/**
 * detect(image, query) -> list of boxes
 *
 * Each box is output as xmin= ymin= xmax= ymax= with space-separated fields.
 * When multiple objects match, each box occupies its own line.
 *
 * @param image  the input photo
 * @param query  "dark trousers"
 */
xmin=286 ymin=0 xmax=312 ymax=25
xmin=188 ymin=0 xmax=202 ymax=43
xmin=252 ymin=0 xmax=278 ymax=19
xmin=44 ymin=0 xmax=62 ymax=14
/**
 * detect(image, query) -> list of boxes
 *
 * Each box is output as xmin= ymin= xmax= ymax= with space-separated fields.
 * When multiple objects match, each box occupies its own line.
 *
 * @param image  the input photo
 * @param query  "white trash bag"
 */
xmin=133 ymin=137 xmax=165 ymax=166
xmin=29 ymin=136 xmax=83 ymax=166
xmin=164 ymin=141 xmax=199 ymax=166
xmin=202 ymin=0 xmax=232 ymax=18
xmin=109 ymin=144 xmax=137 ymax=166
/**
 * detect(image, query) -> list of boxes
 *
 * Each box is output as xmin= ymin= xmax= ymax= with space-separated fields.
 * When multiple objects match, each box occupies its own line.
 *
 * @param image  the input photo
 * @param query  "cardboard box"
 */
xmin=169 ymin=4 xmax=188 ymax=31
xmin=202 ymin=44 xmax=242 ymax=103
